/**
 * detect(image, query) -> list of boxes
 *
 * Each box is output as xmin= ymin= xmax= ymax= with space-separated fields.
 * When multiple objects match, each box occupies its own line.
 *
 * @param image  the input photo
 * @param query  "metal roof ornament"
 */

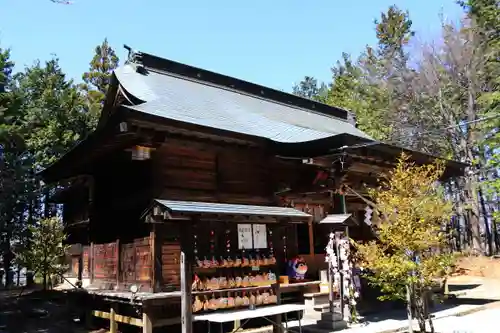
xmin=346 ymin=111 xmax=357 ymax=127
xmin=123 ymin=45 xmax=141 ymax=65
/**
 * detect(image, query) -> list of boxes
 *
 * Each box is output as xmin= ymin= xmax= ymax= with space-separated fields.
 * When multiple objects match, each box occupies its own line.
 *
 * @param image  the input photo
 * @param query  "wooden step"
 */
xmin=303 ymin=291 xmax=329 ymax=298
xmin=313 ymin=302 xmax=339 ymax=313
xmin=304 ymin=300 xmax=340 ymax=321
xmin=304 ymin=292 xmax=330 ymax=308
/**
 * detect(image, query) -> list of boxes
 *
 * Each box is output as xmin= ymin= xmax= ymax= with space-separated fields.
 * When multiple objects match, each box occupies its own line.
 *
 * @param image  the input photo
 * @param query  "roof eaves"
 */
xmin=128 ymin=48 xmax=355 ymax=122
xmin=154 ymin=199 xmax=312 ymax=218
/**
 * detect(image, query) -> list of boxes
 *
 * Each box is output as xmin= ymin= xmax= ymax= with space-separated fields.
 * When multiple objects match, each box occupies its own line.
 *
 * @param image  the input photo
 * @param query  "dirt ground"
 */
xmin=0 ymin=256 xmax=498 ymax=333
xmin=0 ymin=289 xmax=90 ymax=333
xmin=453 ymin=255 xmax=500 ymax=279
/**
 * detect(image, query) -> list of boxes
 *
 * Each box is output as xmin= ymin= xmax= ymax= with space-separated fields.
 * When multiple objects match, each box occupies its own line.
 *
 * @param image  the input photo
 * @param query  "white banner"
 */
xmin=237 ymin=224 xmax=253 ymax=250
xmin=252 ymin=224 xmax=268 ymax=249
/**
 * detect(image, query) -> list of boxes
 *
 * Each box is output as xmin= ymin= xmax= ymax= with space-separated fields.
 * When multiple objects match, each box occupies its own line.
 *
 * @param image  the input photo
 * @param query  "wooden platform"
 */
xmin=68 ymin=287 xmax=182 ymax=303
xmin=77 ymin=280 xmax=319 ymax=302
xmin=193 ymin=304 xmax=305 ymax=323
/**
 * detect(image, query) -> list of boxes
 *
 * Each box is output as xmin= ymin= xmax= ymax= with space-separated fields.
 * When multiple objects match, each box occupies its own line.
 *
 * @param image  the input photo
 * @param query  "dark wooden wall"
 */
xmin=152 ymin=139 xmax=288 ymax=205
xmin=90 ymin=150 xmax=153 ymax=243
xmin=62 ymin=188 xmax=89 ymax=226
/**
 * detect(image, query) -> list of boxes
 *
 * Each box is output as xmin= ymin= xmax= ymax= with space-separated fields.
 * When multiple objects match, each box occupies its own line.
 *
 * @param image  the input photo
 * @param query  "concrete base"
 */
xmin=317 ymin=311 xmax=348 ymax=331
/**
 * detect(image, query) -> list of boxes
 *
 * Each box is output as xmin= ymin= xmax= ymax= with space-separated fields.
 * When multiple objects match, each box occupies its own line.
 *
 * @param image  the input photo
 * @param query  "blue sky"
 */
xmin=1 ymin=0 xmax=463 ymax=92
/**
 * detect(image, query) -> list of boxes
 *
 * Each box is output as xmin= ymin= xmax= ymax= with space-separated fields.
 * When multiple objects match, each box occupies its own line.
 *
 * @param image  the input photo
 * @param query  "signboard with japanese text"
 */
xmin=237 ymin=224 xmax=253 ymax=249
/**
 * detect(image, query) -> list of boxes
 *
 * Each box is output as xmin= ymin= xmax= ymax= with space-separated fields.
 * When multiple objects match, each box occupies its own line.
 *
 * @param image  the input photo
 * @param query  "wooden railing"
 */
xmin=93 ymin=241 xmax=119 ymax=281
xmin=69 ymin=235 xmax=153 ymax=291
xmin=69 ymin=235 xmax=183 ymax=292
xmin=120 ymin=237 xmax=152 ymax=285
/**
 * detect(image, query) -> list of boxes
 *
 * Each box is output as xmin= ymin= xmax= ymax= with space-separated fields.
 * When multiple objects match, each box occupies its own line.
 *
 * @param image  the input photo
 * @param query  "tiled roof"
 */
xmin=154 ymin=199 xmax=311 ymax=218
xmin=114 ymin=64 xmax=372 ymax=144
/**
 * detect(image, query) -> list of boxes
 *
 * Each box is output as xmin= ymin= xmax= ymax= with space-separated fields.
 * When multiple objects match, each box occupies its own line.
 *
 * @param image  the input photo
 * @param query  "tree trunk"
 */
xmin=456 ymin=179 xmax=471 ymax=249
xmin=43 ymin=187 xmax=52 ymax=219
xmin=494 ymin=170 xmax=500 ymax=254
xmin=406 ymin=284 xmax=414 ymax=333
xmin=458 ymin=169 xmax=482 ymax=254
xmin=2 ymin=234 xmax=13 ymax=288
xmin=43 ymin=273 xmax=47 ymax=291
xmin=428 ymin=311 xmax=435 ymax=333
xmin=464 ymin=78 xmax=483 ymax=254
xmin=478 ymin=186 xmax=492 ymax=255
xmin=493 ymin=218 xmax=500 ymax=254
xmin=415 ymin=292 xmax=427 ymax=333
xmin=464 ymin=174 xmax=483 ymax=254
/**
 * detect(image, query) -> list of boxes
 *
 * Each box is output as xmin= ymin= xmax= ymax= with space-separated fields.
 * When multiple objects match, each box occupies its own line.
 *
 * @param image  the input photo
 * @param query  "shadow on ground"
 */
xmin=359 ymin=296 xmax=498 ymax=324
xmin=447 ymin=284 xmax=481 ymax=292
xmin=0 ymin=289 xmax=87 ymax=333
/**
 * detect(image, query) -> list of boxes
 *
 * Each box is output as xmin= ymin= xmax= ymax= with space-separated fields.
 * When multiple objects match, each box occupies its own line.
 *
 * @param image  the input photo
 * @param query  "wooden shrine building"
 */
xmin=41 ymin=47 xmax=466 ymax=333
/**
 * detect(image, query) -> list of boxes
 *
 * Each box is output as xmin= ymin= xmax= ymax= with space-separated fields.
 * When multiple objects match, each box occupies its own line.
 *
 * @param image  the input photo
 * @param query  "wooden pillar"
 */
xmin=84 ymin=294 xmax=93 ymax=329
xmin=110 ymin=306 xmax=117 ymax=333
xmin=180 ymin=219 xmax=194 ymax=333
xmin=151 ymin=225 xmax=163 ymax=292
xmin=142 ymin=309 xmax=153 ymax=333
xmin=116 ymin=239 xmax=120 ymax=287
xmin=273 ymin=220 xmax=284 ymax=333
xmin=90 ymin=242 xmax=94 ymax=284
xmin=85 ymin=309 xmax=93 ymax=329
xmin=78 ymin=245 xmax=83 ymax=283
xmin=335 ymin=233 xmax=345 ymax=320
xmin=273 ymin=281 xmax=283 ymax=333
xmin=233 ymin=319 xmax=241 ymax=332
xmin=308 ymin=217 xmax=314 ymax=256
xmin=150 ymin=230 xmax=156 ymax=292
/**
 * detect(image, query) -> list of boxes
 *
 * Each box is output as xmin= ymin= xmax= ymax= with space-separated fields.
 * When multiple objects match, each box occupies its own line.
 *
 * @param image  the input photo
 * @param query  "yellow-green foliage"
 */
xmin=16 ymin=217 xmax=69 ymax=288
xmin=356 ymin=153 xmax=454 ymax=301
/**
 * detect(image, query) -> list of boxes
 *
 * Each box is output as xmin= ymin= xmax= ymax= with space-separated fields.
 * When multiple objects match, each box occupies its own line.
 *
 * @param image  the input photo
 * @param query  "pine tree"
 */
xmin=81 ymin=38 xmax=119 ymax=129
xmin=292 ymin=76 xmax=328 ymax=102
xmin=0 ymin=47 xmax=39 ymax=287
xmin=0 ymin=48 xmax=16 ymax=139
xmin=460 ymin=0 xmax=500 ymax=249
xmin=327 ymin=6 xmax=415 ymax=143
xmin=327 ymin=52 xmax=392 ymax=141
xmin=15 ymin=58 xmax=88 ymax=169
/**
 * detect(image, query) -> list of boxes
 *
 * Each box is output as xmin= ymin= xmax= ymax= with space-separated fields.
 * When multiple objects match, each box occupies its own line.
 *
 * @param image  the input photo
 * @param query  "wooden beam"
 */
xmin=143 ymin=311 xmax=153 ymax=333
xmin=116 ymin=239 xmax=120 ymax=287
xmin=92 ymin=310 xmax=143 ymax=327
xmin=273 ymin=282 xmax=283 ymax=333
xmin=150 ymin=230 xmax=156 ymax=291
xmin=164 ymin=211 xmax=191 ymax=221
xmin=180 ymin=220 xmax=194 ymax=333
xmin=128 ymin=119 xmax=261 ymax=148
xmin=151 ymin=228 xmax=162 ymax=292
xmin=308 ymin=218 xmax=314 ymax=256
xmin=153 ymin=317 xmax=181 ymax=327
xmin=301 ymin=154 xmax=396 ymax=173
xmin=90 ymin=242 xmax=94 ymax=284
xmin=301 ymin=157 xmax=330 ymax=168
xmin=110 ymin=307 xmax=117 ymax=333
